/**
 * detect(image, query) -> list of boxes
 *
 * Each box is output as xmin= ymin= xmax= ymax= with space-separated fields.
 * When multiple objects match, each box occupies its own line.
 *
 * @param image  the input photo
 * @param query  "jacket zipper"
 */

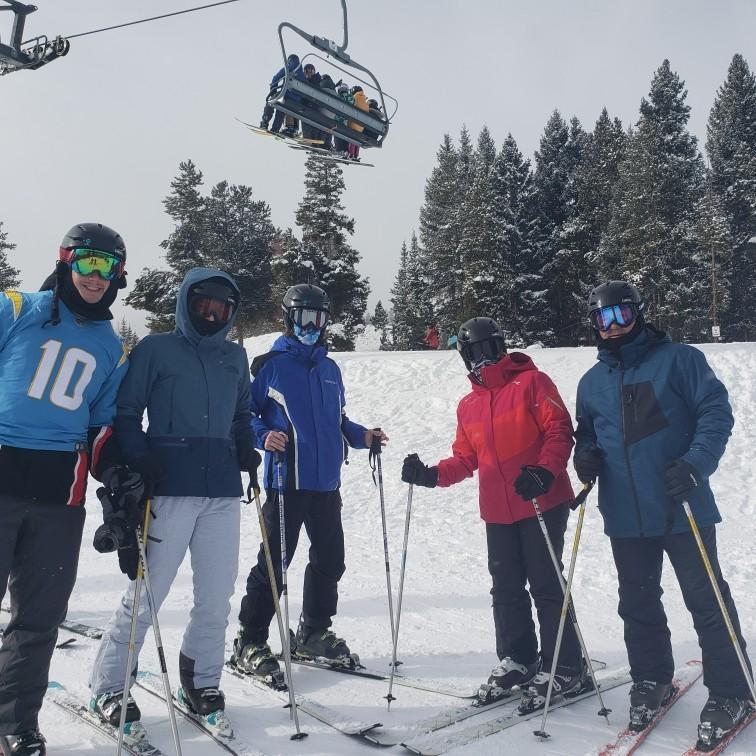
xmin=618 ymin=364 xmax=644 ymax=535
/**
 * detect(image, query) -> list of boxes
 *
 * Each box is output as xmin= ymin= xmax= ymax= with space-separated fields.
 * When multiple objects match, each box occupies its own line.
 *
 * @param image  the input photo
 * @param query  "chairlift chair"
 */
xmin=268 ymin=0 xmax=397 ymax=150
xmin=0 ymin=0 xmax=68 ymax=76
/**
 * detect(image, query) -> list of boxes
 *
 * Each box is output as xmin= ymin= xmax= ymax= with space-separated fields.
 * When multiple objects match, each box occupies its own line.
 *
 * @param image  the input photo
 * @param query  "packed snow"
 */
xmin=12 ymin=340 xmax=756 ymax=754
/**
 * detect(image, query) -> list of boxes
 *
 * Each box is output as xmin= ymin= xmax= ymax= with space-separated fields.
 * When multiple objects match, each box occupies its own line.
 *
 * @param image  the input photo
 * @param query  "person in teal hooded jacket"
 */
xmin=574 ymin=280 xmax=752 ymax=743
xmin=89 ymin=268 xmax=260 ymax=742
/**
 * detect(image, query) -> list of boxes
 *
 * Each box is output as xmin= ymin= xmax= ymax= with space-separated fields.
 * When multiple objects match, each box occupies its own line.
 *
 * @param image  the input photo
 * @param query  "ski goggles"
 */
xmin=461 ymin=337 xmax=504 ymax=368
xmin=69 ymin=249 xmax=124 ymax=280
xmin=590 ymin=303 xmax=638 ymax=332
xmin=290 ymin=307 xmax=328 ymax=329
xmin=189 ymin=295 xmax=236 ymax=323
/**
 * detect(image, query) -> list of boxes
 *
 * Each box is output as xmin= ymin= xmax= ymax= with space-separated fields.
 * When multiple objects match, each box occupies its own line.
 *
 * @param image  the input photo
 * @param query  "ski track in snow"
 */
xmin=32 ymin=339 xmax=755 ymax=754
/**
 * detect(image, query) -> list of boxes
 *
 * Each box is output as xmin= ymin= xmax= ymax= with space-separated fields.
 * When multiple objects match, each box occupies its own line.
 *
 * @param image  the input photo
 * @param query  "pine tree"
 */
xmin=295 ymin=155 xmax=369 ymax=351
xmin=390 ymin=241 xmax=412 ymax=349
xmin=270 ymin=228 xmax=310 ymax=325
xmin=117 ymin=317 xmax=140 ymax=349
xmin=706 ymin=53 xmax=756 ymax=340
xmin=0 ymin=221 xmax=21 ymax=290
xmin=602 ymin=60 xmax=707 ymax=340
xmin=371 ymin=300 xmax=389 ymax=349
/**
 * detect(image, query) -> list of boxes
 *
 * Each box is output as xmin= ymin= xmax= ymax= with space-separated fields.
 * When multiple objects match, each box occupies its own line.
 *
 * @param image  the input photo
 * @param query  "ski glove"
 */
xmin=401 ymin=453 xmax=438 ymax=488
xmin=663 ymin=459 xmax=699 ymax=504
xmin=238 ymin=446 xmax=262 ymax=474
xmin=128 ymin=454 xmax=164 ymax=498
xmin=573 ymin=447 xmax=602 ymax=484
xmin=514 ymin=465 xmax=555 ymax=501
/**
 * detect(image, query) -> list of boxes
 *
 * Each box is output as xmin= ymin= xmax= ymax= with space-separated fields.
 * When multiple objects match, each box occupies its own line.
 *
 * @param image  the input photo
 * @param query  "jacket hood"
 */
xmin=175 ymin=267 xmax=240 ymax=345
xmin=271 ymin=333 xmax=327 ymax=363
xmin=469 ymin=351 xmax=536 ymax=390
xmin=597 ymin=324 xmax=670 ymax=368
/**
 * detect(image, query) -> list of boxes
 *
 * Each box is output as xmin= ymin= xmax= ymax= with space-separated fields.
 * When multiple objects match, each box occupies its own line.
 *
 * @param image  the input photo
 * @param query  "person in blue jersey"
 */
xmin=574 ymin=280 xmax=753 ymax=742
xmin=89 ymin=268 xmax=260 ymax=742
xmin=231 ymin=284 xmax=387 ymax=680
xmin=0 ymin=223 xmax=133 ymax=756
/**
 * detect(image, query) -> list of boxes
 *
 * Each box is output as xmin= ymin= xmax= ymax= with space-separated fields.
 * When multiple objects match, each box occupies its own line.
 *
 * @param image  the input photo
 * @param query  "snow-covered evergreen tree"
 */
xmin=117 ymin=317 xmax=140 ymax=350
xmin=602 ymin=60 xmax=707 ymax=340
xmin=0 ymin=221 xmax=21 ymax=290
xmin=270 ymin=228 xmax=310 ymax=322
xmin=371 ymin=300 xmax=390 ymax=349
xmin=706 ymin=53 xmax=756 ymax=340
xmin=295 ymin=155 xmax=368 ymax=351
xmin=389 ymin=241 xmax=412 ymax=349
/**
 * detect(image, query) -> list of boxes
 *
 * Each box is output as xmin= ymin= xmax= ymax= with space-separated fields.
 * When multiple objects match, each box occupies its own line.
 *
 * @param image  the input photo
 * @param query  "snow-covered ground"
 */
xmin=16 ymin=340 xmax=756 ymax=754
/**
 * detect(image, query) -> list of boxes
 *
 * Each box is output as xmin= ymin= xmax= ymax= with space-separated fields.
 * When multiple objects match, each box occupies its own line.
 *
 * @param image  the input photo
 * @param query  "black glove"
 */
xmin=573 ymin=447 xmax=602 ymax=484
xmin=664 ymin=459 xmax=699 ymax=504
xmin=401 ymin=453 xmax=438 ymax=488
xmin=238 ymin=446 xmax=262 ymax=473
xmin=128 ymin=454 xmax=164 ymax=498
xmin=514 ymin=465 xmax=555 ymax=501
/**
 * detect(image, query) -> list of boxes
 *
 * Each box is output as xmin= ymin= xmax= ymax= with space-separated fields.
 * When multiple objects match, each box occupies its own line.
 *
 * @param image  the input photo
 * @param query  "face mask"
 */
xmin=294 ymin=324 xmax=321 ymax=345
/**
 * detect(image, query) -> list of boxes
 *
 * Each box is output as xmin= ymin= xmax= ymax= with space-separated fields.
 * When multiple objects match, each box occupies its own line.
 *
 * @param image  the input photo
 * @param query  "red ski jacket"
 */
xmin=436 ymin=353 xmax=575 ymax=524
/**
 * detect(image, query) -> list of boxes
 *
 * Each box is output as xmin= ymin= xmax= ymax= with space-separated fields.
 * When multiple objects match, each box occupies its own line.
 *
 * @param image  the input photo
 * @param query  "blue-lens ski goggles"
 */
xmin=590 ymin=303 xmax=638 ymax=332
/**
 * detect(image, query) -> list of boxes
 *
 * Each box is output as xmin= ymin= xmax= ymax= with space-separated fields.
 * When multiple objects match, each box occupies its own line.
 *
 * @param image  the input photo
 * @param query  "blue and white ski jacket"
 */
xmin=575 ymin=326 xmax=733 ymax=538
xmin=251 ymin=334 xmax=367 ymax=492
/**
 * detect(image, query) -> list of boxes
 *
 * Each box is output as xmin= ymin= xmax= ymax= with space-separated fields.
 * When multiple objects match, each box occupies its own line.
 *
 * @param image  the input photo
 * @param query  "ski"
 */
xmin=401 ymin=668 xmax=633 ymax=756
xmin=236 ymin=118 xmax=324 ymax=146
xmin=284 ymin=653 xmax=477 ymax=699
xmin=595 ymin=660 xmax=703 ymax=756
xmin=286 ymin=142 xmax=374 ymax=166
xmin=682 ymin=708 xmax=756 ymax=755
xmin=46 ymin=681 xmax=163 ymax=755
xmin=135 ymin=671 xmax=268 ymax=756
xmin=59 ymin=617 xmax=104 ymax=639
xmin=224 ymin=661 xmax=382 ymax=737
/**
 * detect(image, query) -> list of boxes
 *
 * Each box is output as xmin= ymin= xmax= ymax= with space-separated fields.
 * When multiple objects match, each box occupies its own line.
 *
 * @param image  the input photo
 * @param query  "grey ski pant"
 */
xmin=90 ymin=496 xmax=240 ymax=695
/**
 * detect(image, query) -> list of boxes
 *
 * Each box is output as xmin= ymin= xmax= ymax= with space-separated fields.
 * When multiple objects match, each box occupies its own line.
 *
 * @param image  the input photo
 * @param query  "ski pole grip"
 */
xmin=370 ymin=429 xmax=383 ymax=456
xmin=571 ymin=480 xmax=595 ymax=509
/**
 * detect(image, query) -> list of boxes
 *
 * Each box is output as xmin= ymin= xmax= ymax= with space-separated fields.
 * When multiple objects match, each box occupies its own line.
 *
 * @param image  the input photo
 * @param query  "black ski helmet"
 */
xmin=282 ymin=283 xmax=330 ymax=329
xmin=587 ymin=280 xmax=644 ymax=318
xmin=59 ymin=222 xmax=127 ymax=287
xmin=457 ymin=317 xmax=507 ymax=372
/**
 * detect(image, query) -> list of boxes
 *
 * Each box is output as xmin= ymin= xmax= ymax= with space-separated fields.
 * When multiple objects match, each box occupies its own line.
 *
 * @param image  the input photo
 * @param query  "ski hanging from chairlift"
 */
xmin=245 ymin=0 xmax=398 ymax=166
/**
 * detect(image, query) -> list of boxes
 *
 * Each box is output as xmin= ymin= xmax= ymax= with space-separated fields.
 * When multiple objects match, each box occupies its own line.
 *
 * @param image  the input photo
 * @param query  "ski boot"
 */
xmin=90 ymin=691 xmax=148 ymax=743
xmin=293 ymin=620 xmax=356 ymax=668
xmin=518 ymin=661 xmax=588 ymax=714
xmin=2 ymin=730 xmax=46 ymax=755
xmin=280 ymin=126 xmax=298 ymax=138
xmin=628 ymin=680 xmax=674 ymax=732
xmin=230 ymin=633 xmax=285 ymax=688
xmin=696 ymin=695 xmax=753 ymax=751
xmin=177 ymin=686 xmax=234 ymax=739
xmin=259 ymin=115 xmax=270 ymax=131
xmin=475 ymin=657 xmax=539 ymax=707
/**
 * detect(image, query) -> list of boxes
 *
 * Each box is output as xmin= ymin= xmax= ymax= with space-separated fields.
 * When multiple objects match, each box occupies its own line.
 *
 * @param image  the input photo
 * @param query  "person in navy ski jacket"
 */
xmin=233 ymin=283 xmax=387 ymax=678
xmin=574 ymin=280 xmax=753 ymax=740
xmin=260 ymin=53 xmax=305 ymax=135
xmin=0 ymin=223 xmax=132 ymax=756
xmin=89 ymin=268 xmax=259 ymax=739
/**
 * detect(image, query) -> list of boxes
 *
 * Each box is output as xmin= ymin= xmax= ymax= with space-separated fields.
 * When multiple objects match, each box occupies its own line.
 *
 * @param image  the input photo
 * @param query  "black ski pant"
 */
xmin=0 ymin=494 xmax=85 ymax=735
xmin=486 ymin=503 xmax=581 ymax=673
xmin=611 ymin=526 xmax=752 ymax=698
xmin=239 ymin=489 xmax=345 ymax=642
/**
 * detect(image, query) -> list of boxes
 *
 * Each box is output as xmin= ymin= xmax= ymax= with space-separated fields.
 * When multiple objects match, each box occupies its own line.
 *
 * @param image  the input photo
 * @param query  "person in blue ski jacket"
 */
xmin=232 ymin=283 xmax=387 ymax=679
xmin=0 ymin=223 xmax=133 ymax=756
xmin=89 ymin=268 xmax=260 ymax=740
xmin=260 ymin=53 xmax=305 ymax=135
xmin=574 ymin=280 xmax=753 ymax=742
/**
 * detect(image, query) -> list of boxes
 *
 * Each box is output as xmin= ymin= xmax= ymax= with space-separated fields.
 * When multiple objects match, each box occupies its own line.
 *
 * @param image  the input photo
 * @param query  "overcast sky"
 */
xmin=2 ymin=0 xmax=755 ymax=333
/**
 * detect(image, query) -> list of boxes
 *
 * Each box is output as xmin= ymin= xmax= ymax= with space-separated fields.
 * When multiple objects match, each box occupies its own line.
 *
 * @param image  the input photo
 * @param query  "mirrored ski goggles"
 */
xmin=69 ymin=249 xmax=123 ymax=280
xmin=290 ymin=307 xmax=328 ymax=329
xmin=463 ymin=338 xmax=503 ymax=368
xmin=590 ymin=303 xmax=638 ymax=332
xmin=189 ymin=295 xmax=236 ymax=322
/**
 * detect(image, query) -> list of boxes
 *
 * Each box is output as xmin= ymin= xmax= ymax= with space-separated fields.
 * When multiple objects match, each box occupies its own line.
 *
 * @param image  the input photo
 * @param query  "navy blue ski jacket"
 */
xmin=251 ymin=334 xmax=367 ymax=492
xmin=575 ymin=327 xmax=733 ymax=538
xmin=115 ymin=268 xmax=252 ymax=498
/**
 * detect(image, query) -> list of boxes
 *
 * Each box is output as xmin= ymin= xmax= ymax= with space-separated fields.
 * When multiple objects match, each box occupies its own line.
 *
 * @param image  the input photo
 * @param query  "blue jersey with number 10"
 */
xmin=0 ymin=290 xmax=128 ymax=452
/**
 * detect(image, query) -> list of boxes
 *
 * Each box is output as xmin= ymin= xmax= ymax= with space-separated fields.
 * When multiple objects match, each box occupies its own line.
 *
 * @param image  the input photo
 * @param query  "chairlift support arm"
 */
xmin=0 ymin=0 xmax=68 ymax=75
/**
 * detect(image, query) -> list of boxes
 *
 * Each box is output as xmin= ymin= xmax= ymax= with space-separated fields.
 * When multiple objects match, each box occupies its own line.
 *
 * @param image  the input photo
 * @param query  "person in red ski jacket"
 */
xmin=423 ymin=323 xmax=440 ymax=350
xmin=401 ymin=317 xmax=584 ymax=708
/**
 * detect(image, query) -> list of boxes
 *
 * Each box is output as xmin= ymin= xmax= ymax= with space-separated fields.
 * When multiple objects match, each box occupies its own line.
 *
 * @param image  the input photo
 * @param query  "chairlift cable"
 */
xmin=63 ymin=0 xmax=241 ymax=41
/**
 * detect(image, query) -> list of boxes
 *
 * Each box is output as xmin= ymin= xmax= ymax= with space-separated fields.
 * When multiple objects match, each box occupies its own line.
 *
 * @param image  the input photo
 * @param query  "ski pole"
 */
xmin=682 ymin=500 xmax=756 ymax=705
xmin=386 ymin=482 xmax=413 ymax=710
xmin=369 ymin=433 xmax=397 ymax=663
xmin=529 ymin=493 xmax=610 ymax=724
xmin=275 ymin=452 xmax=304 ymax=728
xmin=248 ymin=474 xmax=307 ymax=740
xmin=534 ymin=483 xmax=608 ymax=739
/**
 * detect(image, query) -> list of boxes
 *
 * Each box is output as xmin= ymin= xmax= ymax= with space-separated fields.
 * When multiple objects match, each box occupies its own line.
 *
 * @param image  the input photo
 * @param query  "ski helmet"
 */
xmin=457 ymin=317 xmax=506 ymax=372
xmin=282 ymin=283 xmax=331 ymax=330
xmin=587 ymin=280 xmax=643 ymax=315
xmin=59 ymin=223 xmax=126 ymax=285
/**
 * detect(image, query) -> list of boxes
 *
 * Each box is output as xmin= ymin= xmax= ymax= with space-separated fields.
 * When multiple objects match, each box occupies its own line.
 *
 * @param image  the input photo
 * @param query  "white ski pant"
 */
xmin=89 ymin=496 xmax=240 ymax=695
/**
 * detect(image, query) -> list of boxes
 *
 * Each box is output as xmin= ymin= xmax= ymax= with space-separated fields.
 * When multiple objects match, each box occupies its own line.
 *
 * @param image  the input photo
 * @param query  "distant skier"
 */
xmin=422 ymin=323 xmax=440 ymax=350
xmin=347 ymin=85 xmax=369 ymax=160
xmin=0 ymin=224 xmax=132 ymax=756
xmin=89 ymin=268 xmax=260 ymax=743
xmin=574 ymin=280 xmax=754 ymax=744
xmin=260 ymin=53 xmax=305 ymax=136
xmin=402 ymin=317 xmax=584 ymax=708
xmin=232 ymin=284 xmax=387 ymax=679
